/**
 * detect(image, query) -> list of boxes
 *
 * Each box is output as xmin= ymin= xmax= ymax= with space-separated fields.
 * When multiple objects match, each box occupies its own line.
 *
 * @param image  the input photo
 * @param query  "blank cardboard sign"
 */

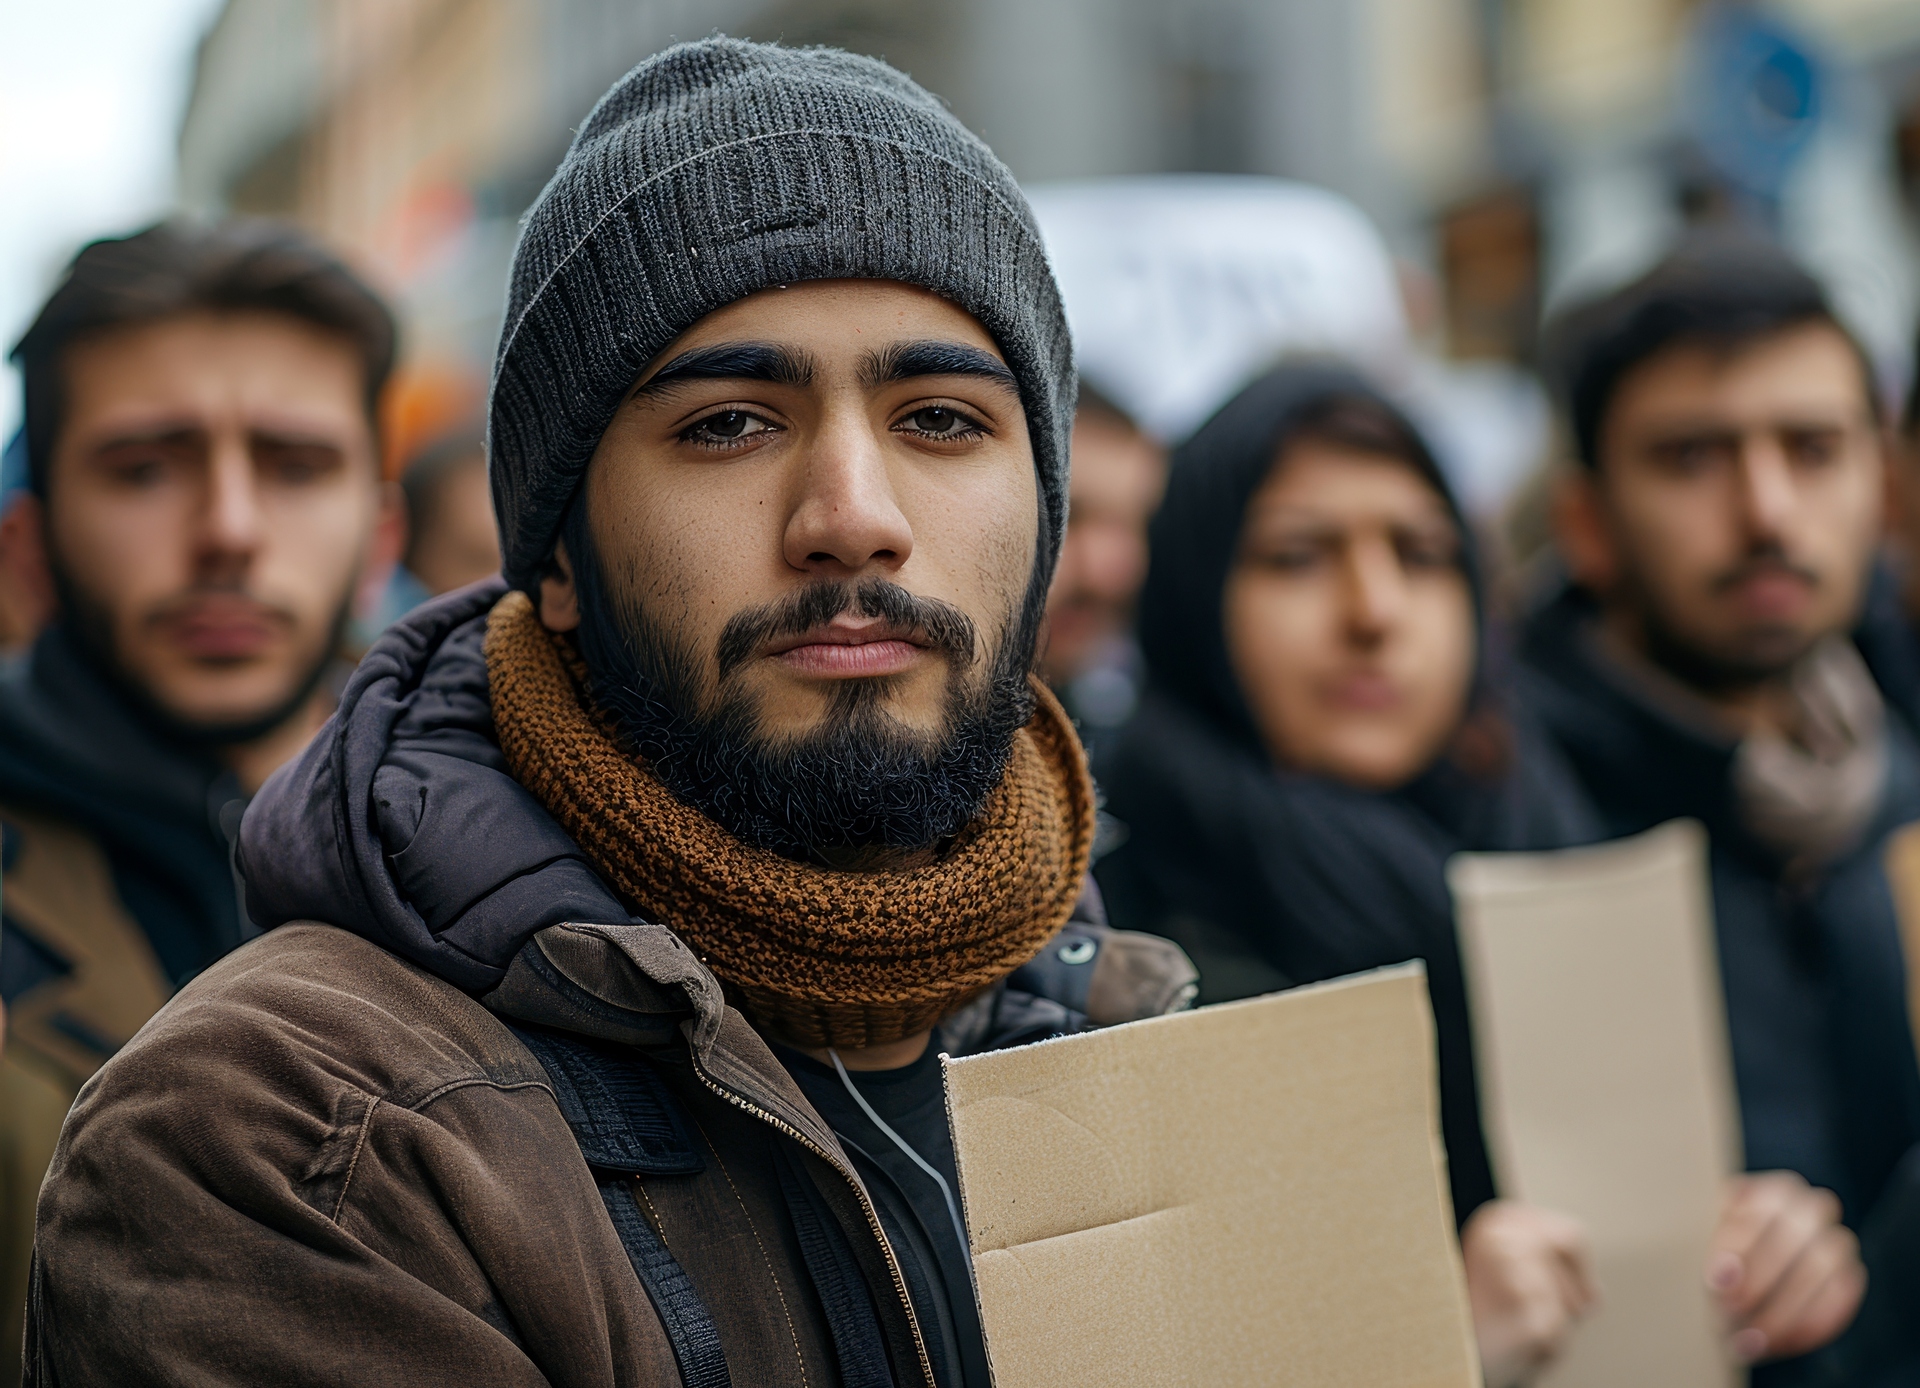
xmin=1879 ymin=821 xmax=1920 ymax=1070
xmin=1449 ymin=819 xmax=1739 ymax=1388
xmin=943 ymin=964 xmax=1479 ymax=1388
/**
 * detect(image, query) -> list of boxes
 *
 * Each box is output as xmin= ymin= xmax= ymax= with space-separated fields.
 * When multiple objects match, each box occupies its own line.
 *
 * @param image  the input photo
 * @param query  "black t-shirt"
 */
xmin=778 ymin=1043 xmax=988 ymax=1388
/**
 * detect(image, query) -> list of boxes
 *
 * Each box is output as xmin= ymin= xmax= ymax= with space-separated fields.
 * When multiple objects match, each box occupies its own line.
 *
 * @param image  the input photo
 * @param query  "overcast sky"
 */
xmin=0 ymin=0 xmax=225 ymax=442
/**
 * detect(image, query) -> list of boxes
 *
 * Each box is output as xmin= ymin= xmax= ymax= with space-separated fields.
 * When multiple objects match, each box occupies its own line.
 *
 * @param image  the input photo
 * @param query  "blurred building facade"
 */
xmin=176 ymin=0 xmax=1920 ymax=412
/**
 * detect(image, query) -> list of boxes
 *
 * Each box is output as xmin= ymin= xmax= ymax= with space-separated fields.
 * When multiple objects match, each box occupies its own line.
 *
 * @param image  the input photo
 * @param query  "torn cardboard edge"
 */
xmin=1879 ymin=821 xmax=1920 ymax=1073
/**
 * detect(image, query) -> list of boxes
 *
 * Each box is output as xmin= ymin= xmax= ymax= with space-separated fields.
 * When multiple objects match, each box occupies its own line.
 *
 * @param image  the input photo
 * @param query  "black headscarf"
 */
xmin=1096 ymin=363 xmax=1600 ymax=1223
xmin=1136 ymin=363 xmax=1483 ymax=752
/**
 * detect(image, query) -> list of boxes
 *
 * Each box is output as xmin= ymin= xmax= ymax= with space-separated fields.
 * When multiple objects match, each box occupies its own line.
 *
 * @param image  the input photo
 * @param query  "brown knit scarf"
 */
xmin=485 ymin=590 xmax=1096 ymax=1047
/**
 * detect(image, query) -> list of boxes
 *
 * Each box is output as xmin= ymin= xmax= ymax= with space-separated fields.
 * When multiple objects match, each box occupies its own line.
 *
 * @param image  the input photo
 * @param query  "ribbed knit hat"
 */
xmin=489 ymin=37 xmax=1075 ymax=591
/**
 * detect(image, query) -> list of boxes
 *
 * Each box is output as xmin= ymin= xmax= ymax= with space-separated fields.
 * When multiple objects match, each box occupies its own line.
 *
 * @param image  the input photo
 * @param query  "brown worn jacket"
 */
xmin=2 ymin=804 xmax=173 ymax=1386
xmin=30 ymin=917 xmax=947 ymax=1386
xmin=24 ymin=580 xmax=1197 ymax=1386
xmin=1 ymin=625 xmax=256 ymax=1387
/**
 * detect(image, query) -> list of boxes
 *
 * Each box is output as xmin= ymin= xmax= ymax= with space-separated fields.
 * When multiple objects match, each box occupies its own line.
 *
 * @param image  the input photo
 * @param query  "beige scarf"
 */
xmin=1596 ymin=625 xmax=1888 ymax=869
xmin=1732 ymin=636 xmax=1888 ymax=870
xmin=485 ymin=590 xmax=1096 ymax=1047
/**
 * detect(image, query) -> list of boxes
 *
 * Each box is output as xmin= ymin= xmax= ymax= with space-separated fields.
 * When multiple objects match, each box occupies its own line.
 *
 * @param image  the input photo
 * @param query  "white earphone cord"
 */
xmin=827 ymin=1047 xmax=975 ymax=1290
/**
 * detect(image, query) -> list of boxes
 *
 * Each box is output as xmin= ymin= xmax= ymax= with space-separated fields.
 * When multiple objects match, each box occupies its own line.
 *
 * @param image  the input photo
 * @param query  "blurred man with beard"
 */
xmin=398 ymin=425 xmax=502 ymax=598
xmin=1041 ymin=385 xmax=1166 ymax=751
xmin=25 ymin=42 xmax=1189 ymax=1387
xmin=1522 ymin=235 xmax=1920 ymax=1386
xmin=0 ymin=220 xmax=401 ymax=1377
xmin=1855 ymin=333 xmax=1920 ymax=741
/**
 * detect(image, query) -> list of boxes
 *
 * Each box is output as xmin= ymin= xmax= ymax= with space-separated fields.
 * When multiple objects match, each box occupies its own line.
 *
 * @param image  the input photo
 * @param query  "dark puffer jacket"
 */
xmin=25 ymin=579 xmax=1185 ymax=1387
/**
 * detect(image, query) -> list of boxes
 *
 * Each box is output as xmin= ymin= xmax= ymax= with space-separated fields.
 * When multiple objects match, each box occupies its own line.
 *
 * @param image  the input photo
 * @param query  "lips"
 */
xmin=1322 ymin=671 xmax=1402 ymax=712
xmin=766 ymin=620 xmax=929 ymax=678
xmin=1728 ymin=569 xmax=1813 ymax=621
xmin=151 ymin=596 xmax=288 ymax=661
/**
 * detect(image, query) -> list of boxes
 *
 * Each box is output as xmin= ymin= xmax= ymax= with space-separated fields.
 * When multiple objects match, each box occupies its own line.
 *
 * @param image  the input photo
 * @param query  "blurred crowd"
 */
xmin=4 ymin=34 xmax=1920 ymax=1388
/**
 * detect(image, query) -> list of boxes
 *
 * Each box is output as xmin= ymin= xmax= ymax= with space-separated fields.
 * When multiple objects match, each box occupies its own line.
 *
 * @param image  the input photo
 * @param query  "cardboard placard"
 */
xmin=1879 ymin=821 xmax=1920 ymax=1070
xmin=943 ymin=964 xmax=1480 ymax=1387
xmin=1448 ymin=820 xmax=1739 ymax=1388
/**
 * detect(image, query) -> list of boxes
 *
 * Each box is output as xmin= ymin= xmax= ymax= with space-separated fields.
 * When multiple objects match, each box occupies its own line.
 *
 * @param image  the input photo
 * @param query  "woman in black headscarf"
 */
xmin=1094 ymin=363 xmax=1603 ymax=1388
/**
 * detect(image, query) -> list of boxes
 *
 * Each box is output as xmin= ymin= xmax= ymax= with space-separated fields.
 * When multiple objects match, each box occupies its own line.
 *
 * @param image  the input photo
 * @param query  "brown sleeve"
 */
xmin=27 ymin=975 xmax=679 ymax=1387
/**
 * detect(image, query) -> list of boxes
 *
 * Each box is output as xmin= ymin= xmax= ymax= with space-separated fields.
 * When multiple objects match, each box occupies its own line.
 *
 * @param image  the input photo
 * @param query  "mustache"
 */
xmin=140 ymin=583 xmax=300 ymax=629
xmin=715 ymin=579 xmax=978 ymax=681
xmin=1709 ymin=544 xmax=1820 ymax=596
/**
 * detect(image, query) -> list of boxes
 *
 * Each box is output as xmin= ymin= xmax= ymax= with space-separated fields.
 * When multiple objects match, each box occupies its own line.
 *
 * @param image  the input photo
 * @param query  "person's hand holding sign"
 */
xmin=1462 ymin=1200 xmax=1598 ymax=1387
xmin=1709 ymin=1171 xmax=1864 ymax=1365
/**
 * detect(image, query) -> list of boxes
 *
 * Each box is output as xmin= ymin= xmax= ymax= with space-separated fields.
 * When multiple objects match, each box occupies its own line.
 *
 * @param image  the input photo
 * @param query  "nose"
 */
xmin=1736 ymin=437 xmax=1796 ymax=544
xmin=194 ymin=430 xmax=263 ymax=584
xmin=781 ymin=407 xmax=914 ymax=576
xmin=1341 ymin=533 xmax=1407 ymax=643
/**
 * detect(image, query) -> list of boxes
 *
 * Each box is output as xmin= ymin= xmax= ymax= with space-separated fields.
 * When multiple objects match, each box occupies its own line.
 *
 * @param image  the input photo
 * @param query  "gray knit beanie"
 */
xmin=489 ymin=37 xmax=1075 ymax=592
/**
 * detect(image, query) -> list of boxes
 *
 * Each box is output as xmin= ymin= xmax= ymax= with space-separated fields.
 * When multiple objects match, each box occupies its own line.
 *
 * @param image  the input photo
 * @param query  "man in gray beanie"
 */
xmin=23 ymin=37 xmax=1193 ymax=1388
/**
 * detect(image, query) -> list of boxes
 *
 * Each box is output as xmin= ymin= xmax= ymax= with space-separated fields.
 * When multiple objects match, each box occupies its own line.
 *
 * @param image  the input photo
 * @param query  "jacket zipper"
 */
xmin=688 ymin=1053 xmax=940 ymax=1388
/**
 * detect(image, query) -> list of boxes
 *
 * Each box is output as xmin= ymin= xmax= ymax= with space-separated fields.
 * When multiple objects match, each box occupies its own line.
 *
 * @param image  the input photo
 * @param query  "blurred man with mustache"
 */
xmin=0 ymin=220 xmax=400 ymax=1379
xmin=1040 ymin=386 xmax=1167 ymax=756
xmin=397 ymin=424 xmax=502 ymax=598
xmin=1521 ymin=235 xmax=1920 ymax=1386
xmin=1856 ymin=335 xmax=1920 ymax=743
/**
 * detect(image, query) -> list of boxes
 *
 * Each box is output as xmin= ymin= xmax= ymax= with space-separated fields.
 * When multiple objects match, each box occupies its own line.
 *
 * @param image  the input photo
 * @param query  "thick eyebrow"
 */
xmin=1641 ymin=409 xmax=1866 ymax=442
xmin=861 ymin=340 xmax=1018 ymax=391
xmin=87 ymin=422 xmax=351 ymax=451
xmin=629 ymin=342 xmax=815 ymax=400
xmin=248 ymin=428 xmax=348 ymax=452
xmin=1641 ymin=426 xmax=1741 ymax=447
xmin=85 ymin=425 xmax=206 ymax=452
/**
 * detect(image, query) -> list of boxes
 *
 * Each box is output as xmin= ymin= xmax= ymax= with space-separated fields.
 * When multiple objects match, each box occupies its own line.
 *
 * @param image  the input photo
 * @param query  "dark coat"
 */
xmin=0 ymin=627 xmax=251 ymax=991
xmin=1093 ymin=365 xmax=1603 ymax=1227
xmin=1519 ymin=579 xmax=1920 ymax=1387
xmin=1853 ymin=560 xmax=1920 ymax=744
xmin=26 ymin=579 xmax=1160 ymax=1388
xmin=0 ymin=627 xmax=254 ymax=1388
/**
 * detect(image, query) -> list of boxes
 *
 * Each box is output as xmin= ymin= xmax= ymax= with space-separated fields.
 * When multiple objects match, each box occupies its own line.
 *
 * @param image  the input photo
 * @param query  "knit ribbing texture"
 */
xmin=488 ymin=37 xmax=1075 ymax=593
xmin=484 ymin=591 xmax=1096 ymax=1048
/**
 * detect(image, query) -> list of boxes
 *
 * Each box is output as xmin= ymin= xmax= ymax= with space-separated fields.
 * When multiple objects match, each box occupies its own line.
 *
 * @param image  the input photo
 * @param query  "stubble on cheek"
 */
xmin=600 ymin=520 xmax=716 ymax=702
xmin=973 ymin=516 xmax=1039 ymax=668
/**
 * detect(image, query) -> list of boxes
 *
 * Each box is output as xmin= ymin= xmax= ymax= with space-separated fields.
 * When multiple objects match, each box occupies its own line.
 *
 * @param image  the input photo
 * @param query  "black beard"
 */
xmin=1619 ymin=541 xmax=1825 ymax=695
xmin=1637 ymin=605 xmax=1807 ymax=694
xmin=563 ymin=510 xmax=1044 ymax=864
xmin=48 ymin=558 xmax=349 ymax=752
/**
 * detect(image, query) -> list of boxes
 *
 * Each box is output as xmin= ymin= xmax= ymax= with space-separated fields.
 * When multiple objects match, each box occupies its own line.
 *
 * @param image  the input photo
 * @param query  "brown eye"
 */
xmin=100 ymin=449 xmax=180 ymax=489
xmin=1786 ymin=430 xmax=1841 ymax=468
xmin=1244 ymin=534 xmax=1328 ymax=572
xmin=259 ymin=443 xmax=342 ymax=484
xmin=684 ymin=410 xmax=774 ymax=447
xmin=1260 ymin=547 xmax=1320 ymax=571
xmin=899 ymin=406 xmax=982 ymax=439
xmin=1397 ymin=531 xmax=1460 ymax=570
xmin=115 ymin=457 xmax=168 ymax=487
xmin=1652 ymin=437 xmax=1732 ymax=477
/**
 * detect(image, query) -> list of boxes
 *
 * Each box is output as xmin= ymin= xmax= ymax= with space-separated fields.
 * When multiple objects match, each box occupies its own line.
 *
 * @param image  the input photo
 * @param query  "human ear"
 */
xmin=1878 ymin=427 xmax=1907 ymax=540
xmin=1551 ymin=468 xmax=1620 ymax=595
xmin=538 ymin=539 xmax=582 ymax=632
xmin=0 ymin=492 xmax=56 ymax=642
